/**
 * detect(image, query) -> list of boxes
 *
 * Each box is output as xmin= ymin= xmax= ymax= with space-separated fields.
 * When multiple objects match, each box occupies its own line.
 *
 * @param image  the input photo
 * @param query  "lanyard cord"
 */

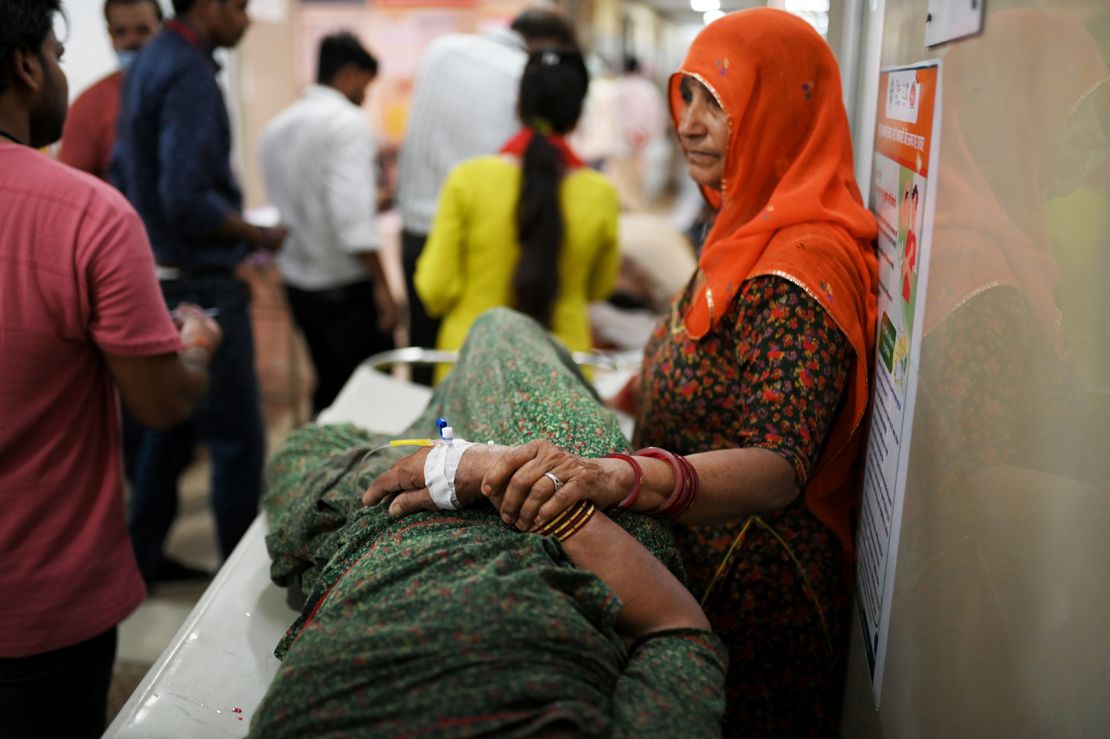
xmin=0 ymin=128 xmax=22 ymax=145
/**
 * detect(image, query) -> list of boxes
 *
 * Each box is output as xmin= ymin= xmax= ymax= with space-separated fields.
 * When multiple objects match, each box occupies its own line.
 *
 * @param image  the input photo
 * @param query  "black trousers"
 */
xmin=0 ymin=627 xmax=117 ymax=739
xmin=401 ymin=229 xmax=441 ymax=387
xmin=286 ymin=279 xmax=396 ymax=415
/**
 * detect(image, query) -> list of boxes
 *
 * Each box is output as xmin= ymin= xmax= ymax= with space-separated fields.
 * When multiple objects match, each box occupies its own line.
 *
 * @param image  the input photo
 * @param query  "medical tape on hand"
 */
xmin=424 ymin=439 xmax=476 ymax=509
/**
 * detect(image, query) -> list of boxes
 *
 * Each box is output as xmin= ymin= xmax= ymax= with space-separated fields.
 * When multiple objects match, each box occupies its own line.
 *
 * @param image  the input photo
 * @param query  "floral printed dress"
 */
xmin=635 ymin=274 xmax=854 ymax=738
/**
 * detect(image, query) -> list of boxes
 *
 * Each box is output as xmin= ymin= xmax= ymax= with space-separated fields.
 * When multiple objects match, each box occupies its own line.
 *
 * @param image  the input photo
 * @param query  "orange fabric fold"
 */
xmin=670 ymin=9 xmax=879 ymax=554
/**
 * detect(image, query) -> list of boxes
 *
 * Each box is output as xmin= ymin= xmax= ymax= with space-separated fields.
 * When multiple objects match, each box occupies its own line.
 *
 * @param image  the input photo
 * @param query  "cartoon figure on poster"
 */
xmin=891 ymin=171 xmax=922 ymax=389
xmin=899 ymin=172 xmax=923 ymax=330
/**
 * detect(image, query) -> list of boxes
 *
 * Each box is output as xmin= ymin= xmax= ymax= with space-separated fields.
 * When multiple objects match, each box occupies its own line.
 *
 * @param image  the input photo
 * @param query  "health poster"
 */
xmin=856 ymin=61 xmax=942 ymax=705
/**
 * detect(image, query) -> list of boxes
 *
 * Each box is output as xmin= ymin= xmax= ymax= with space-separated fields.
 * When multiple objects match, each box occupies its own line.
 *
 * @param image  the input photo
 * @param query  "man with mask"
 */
xmin=0 ymin=1 xmax=221 ymax=735
xmin=259 ymin=33 xmax=396 ymax=416
xmin=116 ymin=0 xmax=283 ymax=585
xmin=57 ymin=0 xmax=162 ymax=179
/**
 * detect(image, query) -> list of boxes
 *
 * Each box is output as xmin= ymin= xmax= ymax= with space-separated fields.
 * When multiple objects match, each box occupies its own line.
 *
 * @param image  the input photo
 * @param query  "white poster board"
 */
xmin=856 ymin=60 xmax=942 ymax=706
xmin=925 ymin=0 xmax=985 ymax=47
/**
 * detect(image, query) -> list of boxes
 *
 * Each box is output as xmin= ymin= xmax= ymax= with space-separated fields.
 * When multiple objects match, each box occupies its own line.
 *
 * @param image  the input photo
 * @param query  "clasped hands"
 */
xmin=362 ymin=440 xmax=630 ymax=531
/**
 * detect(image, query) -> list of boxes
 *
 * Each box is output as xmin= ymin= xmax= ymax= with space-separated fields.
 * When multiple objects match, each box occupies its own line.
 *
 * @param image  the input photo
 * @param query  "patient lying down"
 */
xmin=251 ymin=310 xmax=726 ymax=738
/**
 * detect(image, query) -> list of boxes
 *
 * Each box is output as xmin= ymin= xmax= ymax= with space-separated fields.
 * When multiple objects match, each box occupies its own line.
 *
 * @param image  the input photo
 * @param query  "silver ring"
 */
xmin=543 ymin=471 xmax=564 ymax=492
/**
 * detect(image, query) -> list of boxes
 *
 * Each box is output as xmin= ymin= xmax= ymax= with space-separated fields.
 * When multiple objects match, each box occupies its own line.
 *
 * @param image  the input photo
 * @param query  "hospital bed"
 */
xmin=104 ymin=349 xmax=636 ymax=738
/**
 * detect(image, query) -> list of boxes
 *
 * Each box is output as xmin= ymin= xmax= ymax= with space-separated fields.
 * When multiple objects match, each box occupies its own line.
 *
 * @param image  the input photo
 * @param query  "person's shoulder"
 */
xmin=132 ymin=30 xmax=206 ymax=84
xmin=452 ymin=155 xmax=514 ymax=181
xmin=131 ymin=31 xmax=175 ymax=72
xmin=426 ymin=32 xmax=482 ymax=53
xmin=426 ymin=30 xmax=524 ymax=67
xmin=329 ymin=96 xmax=371 ymax=132
xmin=3 ymin=149 xmax=139 ymax=225
xmin=260 ymin=95 xmax=311 ymax=137
xmin=71 ymin=71 xmax=122 ymax=108
xmin=417 ymin=33 xmax=477 ymax=69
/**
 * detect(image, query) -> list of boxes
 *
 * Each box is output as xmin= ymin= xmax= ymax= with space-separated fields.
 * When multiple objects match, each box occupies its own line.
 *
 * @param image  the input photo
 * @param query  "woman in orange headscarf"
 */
xmin=366 ymin=9 xmax=878 ymax=735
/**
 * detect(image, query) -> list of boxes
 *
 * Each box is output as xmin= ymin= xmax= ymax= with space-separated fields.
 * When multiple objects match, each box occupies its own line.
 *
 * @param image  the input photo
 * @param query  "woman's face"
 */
xmin=677 ymin=75 xmax=730 ymax=190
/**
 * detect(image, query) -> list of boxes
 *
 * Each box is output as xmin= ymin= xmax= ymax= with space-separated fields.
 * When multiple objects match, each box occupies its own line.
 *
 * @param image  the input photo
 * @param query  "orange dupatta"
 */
xmin=670 ymin=9 xmax=879 ymax=554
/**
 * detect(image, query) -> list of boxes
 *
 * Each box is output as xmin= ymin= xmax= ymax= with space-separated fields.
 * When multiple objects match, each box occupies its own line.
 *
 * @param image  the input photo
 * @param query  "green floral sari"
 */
xmin=251 ymin=308 xmax=726 ymax=738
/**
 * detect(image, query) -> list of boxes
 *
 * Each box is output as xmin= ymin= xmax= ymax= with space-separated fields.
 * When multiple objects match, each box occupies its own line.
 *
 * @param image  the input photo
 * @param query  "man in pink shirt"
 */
xmin=57 ymin=0 xmax=162 ymax=179
xmin=0 ymin=2 xmax=221 ymax=736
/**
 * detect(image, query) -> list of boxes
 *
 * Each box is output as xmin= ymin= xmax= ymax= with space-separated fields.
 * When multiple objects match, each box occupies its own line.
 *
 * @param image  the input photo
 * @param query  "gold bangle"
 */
xmin=553 ymin=502 xmax=597 ymax=542
xmin=534 ymin=501 xmax=597 ymax=542
xmin=534 ymin=503 xmax=576 ymax=537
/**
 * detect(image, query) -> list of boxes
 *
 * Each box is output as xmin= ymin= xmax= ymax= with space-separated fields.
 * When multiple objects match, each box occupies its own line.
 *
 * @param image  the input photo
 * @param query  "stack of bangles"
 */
xmin=603 ymin=447 xmax=699 ymax=519
xmin=533 ymin=500 xmax=597 ymax=542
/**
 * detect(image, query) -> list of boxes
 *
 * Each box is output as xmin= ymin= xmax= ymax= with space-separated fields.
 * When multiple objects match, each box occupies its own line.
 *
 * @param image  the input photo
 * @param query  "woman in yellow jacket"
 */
xmin=414 ymin=48 xmax=620 ymax=383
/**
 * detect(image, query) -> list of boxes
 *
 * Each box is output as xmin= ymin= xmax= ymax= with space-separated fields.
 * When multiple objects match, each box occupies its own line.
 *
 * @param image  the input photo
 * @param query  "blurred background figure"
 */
xmin=414 ymin=47 xmax=619 ymax=385
xmin=260 ymin=32 xmax=397 ymax=417
xmin=396 ymin=6 xmax=575 ymax=384
xmin=590 ymin=212 xmax=697 ymax=352
xmin=607 ymin=54 xmax=667 ymax=211
xmin=57 ymin=0 xmax=162 ymax=180
xmin=116 ymin=0 xmax=285 ymax=586
xmin=568 ymin=53 xmax=620 ymax=171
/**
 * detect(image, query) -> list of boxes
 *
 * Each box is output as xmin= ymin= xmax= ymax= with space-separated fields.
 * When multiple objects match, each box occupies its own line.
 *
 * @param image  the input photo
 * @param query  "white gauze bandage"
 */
xmin=423 ymin=439 xmax=476 ymax=510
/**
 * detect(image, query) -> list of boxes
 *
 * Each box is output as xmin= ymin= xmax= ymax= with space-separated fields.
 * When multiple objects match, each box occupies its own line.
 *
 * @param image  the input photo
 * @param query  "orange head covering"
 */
xmin=670 ymin=9 xmax=879 ymax=554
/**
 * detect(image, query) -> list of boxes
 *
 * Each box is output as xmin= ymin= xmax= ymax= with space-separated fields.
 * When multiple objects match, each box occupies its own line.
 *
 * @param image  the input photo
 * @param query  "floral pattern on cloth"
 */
xmin=635 ymin=274 xmax=854 ymax=737
xmin=253 ymin=308 xmax=727 ymax=738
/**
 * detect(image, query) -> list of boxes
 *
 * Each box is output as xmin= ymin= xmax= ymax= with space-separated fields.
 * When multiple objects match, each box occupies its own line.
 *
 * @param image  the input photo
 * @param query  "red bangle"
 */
xmin=634 ymin=447 xmax=698 ymax=519
xmin=604 ymin=453 xmax=643 ymax=510
xmin=670 ymin=454 xmax=699 ymax=518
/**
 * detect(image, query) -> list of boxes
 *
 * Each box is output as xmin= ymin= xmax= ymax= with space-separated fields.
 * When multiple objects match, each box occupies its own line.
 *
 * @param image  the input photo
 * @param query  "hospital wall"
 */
xmin=839 ymin=0 xmax=1110 ymax=735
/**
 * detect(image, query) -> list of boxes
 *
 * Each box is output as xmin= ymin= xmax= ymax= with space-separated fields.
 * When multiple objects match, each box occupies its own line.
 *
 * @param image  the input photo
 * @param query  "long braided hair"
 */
xmin=512 ymin=47 xmax=589 ymax=327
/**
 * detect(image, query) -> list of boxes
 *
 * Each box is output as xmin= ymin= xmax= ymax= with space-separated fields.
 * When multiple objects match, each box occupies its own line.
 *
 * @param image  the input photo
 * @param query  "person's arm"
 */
xmin=362 ymin=444 xmax=710 ymax=635
xmin=413 ymin=166 xmax=467 ymax=317
xmin=84 ymin=201 xmax=224 ymax=428
xmin=556 ymin=510 xmax=710 ymax=635
xmin=211 ymin=215 xmax=286 ymax=253
xmin=480 ymin=278 xmax=854 ymax=529
xmin=480 ymin=441 xmax=798 ymax=528
xmin=105 ymin=306 xmax=221 ymax=429
xmin=356 ymin=252 xmax=398 ymax=332
xmin=364 ymin=279 xmax=851 ymax=528
xmin=327 ymin=118 xmax=397 ymax=331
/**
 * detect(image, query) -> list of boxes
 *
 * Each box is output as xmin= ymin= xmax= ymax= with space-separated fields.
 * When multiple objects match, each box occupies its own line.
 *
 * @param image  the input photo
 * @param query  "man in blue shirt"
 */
xmin=116 ymin=0 xmax=284 ymax=584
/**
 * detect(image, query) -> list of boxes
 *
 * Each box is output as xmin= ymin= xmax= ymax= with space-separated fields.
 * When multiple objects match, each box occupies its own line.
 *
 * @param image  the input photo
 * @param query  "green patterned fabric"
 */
xmin=252 ymin=308 xmax=726 ymax=738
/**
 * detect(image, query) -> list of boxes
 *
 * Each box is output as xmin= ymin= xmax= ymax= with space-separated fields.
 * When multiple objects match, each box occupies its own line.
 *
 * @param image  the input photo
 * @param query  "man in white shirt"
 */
xmin=396 ymin=7 xmax=575 ymax=384
xmin=259 ymin=32 xmax=396 ymax=414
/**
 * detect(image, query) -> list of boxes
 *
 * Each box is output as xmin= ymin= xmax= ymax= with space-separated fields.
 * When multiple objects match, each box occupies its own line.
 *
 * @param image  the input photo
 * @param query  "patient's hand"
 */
xmin=361 ymin=444 xmax=507 ymax=516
